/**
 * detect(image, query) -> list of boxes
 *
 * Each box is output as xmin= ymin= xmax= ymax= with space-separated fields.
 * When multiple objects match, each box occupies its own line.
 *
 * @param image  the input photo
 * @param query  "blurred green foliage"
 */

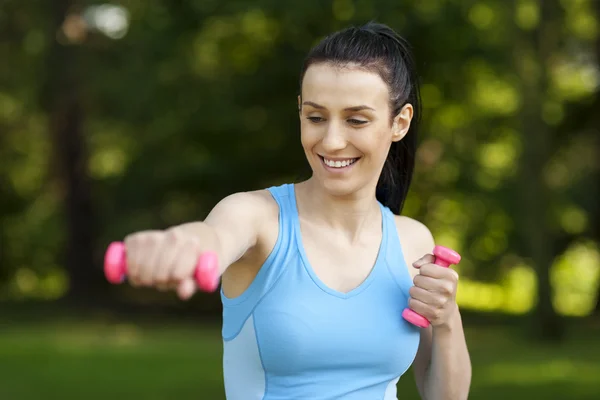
xmin=1 ymin=1 xmax=600 ymax=399
xmin=0 ymin=0 xmax=599 ymax=321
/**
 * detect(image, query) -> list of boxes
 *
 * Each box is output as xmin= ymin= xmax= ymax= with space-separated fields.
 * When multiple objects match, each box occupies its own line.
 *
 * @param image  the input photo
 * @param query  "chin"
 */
xmin=315 ymin=175 xmax=365 ymax=198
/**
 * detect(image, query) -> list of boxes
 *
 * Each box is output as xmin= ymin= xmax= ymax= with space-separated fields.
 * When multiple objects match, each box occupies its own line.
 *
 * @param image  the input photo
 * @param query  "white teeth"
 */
xmin=323 ymin=158 xmax=357 ymax=168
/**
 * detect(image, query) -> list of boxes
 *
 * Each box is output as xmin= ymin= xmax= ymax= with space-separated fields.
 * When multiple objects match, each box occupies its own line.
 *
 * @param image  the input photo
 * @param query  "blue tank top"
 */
xmin=220 ymin=183 xmax=420 ymax=399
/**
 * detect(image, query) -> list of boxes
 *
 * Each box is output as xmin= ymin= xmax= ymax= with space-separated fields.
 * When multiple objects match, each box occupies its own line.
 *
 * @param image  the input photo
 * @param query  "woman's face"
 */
xmin=299 ymin=63 xmax=412 ymax=199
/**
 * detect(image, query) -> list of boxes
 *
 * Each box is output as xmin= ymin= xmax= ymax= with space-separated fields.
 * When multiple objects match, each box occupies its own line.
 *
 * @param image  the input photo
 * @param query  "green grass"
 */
xmin=1 ymin=318 xmax=599 ymax=399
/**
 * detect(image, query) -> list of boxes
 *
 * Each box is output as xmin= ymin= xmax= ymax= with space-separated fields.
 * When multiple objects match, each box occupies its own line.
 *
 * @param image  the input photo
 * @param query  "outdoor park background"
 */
xmin=1 ymin=0 xmax=600 ymax=399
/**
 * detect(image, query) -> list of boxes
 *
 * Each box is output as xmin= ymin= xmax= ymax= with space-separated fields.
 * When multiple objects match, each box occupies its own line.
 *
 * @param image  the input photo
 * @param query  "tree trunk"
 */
xmin=591 ymin=0 xmax=600 ymax=317
xmin=43 ymin=0 xmax=101 ymax=305
xmin=514 ymin=0 xmax=565 ymax=341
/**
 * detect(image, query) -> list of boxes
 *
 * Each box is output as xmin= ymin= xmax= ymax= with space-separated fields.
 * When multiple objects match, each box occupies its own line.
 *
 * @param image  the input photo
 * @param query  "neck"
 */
xmin=295 ymin=178 xmax=382 ymax=242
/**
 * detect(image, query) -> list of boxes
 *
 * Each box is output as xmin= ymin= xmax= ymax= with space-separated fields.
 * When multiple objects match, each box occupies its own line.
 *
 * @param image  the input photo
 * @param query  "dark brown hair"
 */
xmin=299 ymin=22 xmax=421 ymax=215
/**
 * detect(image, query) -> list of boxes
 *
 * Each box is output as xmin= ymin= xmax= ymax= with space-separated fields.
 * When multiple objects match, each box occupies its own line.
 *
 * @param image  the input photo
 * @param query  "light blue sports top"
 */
xmin=220 ymin=183 xmax=420 ymax=400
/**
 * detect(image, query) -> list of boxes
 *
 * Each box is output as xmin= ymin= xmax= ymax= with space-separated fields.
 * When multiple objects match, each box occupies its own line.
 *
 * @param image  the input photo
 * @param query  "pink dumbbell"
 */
xmin=402 ymin=245 xmax=461 ymax=328
xmin=103 ymin=241 xmax=220 ymax=292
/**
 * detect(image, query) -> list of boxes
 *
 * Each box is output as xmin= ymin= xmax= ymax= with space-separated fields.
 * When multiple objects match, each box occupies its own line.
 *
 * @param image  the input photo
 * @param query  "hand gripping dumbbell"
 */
xmin=103 ymin=241 xmax=220 ymax=292
xmin=402 ymin=245 xmax=461 ymax=328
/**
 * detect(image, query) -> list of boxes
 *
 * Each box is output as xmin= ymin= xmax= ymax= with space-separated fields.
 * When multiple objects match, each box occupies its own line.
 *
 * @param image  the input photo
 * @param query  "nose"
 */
xmin=321 ymin=121 xmax=346 ymax=152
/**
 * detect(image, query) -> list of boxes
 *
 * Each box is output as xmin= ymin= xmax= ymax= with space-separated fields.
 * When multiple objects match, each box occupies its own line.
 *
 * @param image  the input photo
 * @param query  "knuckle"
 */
xmin=126 ymin=231 xmax=160 ymax=251
xmin=449 ymin=268 xmax=459 ymax=281
xmin=130 ymin=231 xmax=155 ymax=249
xmin=443 ymin=283 xmax=454 ymax=295
xmin=436 ymin=296 xmax=447 ymax=307
xmin=183 ymin=235 xmax=200 ymax=251
xmin=164 ymin=228 xmax=181 ymax=244
xmin=146 ymin=231 xmax=162 ymax=246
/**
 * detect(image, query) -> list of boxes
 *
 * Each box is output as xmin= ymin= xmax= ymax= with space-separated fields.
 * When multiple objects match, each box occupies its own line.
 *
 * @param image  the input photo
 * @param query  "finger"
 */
xmin=412 ymin=254 xmax=435 ymax=269
xmin=413 ymin=273 xmax=456 ymax=296
xmin=172 ymin=238 xmax=201 ymax=282
xmin=177 ymin=278 xmax=197 ymax=300
xmin=419 ymin=263 xmax=459 ymax=281
xmin=408 ymin=297 xmax=438 ymax=322
xmin=409 ymin=286 xmax=445 ymax=308
xmin=412 ymin=274 xmax=440 ymax=291
xmin=153 ymin=231 xmax=181 ymax=285
xmin=124 ymin=234 xmax=144 ymax=286
xmin=153 ymin=251 xmax=179 ymax=286
xmin=137 ymin=232 xmax=163 ymax=286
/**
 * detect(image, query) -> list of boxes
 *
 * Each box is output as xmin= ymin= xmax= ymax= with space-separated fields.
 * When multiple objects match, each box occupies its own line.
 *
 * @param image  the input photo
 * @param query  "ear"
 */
xmin=391 ymin=103 xmax=413 ymax=142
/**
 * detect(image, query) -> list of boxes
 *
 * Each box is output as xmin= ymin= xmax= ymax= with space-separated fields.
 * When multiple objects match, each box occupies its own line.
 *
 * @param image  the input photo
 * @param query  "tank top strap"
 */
xmin=221 ymin=183 xmax=298 ymax=340
xmin=381 ymin=206 xmax=414 ymax=297
xmin=270 ymin=183 xmax=297 ymax=227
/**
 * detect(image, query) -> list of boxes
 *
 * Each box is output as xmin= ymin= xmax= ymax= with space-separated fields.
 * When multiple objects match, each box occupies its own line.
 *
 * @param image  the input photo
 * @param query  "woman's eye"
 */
xmin=348 ymin=118 xmax=368 ymax=125
xmin=307 ymin=116 xmax=324 ymax=123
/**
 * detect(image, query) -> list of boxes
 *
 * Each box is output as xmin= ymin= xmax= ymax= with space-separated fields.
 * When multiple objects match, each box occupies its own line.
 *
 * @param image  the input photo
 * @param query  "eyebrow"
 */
xmin=302 ymin=101 xmax=375 ymax=112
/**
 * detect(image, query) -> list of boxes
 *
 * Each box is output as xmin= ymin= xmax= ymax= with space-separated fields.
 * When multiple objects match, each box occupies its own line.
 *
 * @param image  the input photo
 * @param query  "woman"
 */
xmin=120 ymin=22 xmax=471 ymax=399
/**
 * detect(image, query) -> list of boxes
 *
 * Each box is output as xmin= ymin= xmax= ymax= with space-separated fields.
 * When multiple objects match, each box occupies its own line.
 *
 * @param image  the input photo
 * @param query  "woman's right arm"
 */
xmin=123 ymin=190 xmax=273 ymax=299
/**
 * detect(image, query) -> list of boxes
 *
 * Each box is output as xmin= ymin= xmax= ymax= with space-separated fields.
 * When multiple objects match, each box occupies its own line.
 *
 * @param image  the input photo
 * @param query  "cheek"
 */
xmin=300 ymin=124 xmax=319 ymax=150
xmin=352 ymin=129 xmax=392 ymax=159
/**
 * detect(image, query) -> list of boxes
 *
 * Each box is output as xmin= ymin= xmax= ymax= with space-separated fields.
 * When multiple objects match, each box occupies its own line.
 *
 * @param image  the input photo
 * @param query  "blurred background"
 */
xmin=1 ymin=0 xmax=599 ymax=399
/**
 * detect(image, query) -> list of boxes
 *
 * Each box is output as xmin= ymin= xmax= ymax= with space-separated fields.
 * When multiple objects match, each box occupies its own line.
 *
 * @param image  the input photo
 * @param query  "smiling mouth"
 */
xmin=319 ymin=155 xmax=360 ymax=169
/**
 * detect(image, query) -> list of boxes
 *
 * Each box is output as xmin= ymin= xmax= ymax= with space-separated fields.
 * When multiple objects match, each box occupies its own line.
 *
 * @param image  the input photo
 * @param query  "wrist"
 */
xmin=432 ymin=304 xmax=461 ymax=336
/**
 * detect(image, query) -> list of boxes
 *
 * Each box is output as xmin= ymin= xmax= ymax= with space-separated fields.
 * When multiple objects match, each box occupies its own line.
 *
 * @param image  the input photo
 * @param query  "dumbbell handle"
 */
xmin=103 ymin=241 xmax=220 ymax=292
xmin=402 ymin=245 xmax=461 ymax=328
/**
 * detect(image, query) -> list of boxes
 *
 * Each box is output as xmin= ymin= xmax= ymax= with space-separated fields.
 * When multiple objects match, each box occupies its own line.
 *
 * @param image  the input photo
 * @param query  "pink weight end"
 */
xmin=433 ymin=245 xmax=461 ymax=267
xmin=402 ymin=309 xmax=431 ymax=328
xmin=195 ymin=251 xmax=220 ymax=292
xmin=104 ymin=241 xmax=126 ymax=284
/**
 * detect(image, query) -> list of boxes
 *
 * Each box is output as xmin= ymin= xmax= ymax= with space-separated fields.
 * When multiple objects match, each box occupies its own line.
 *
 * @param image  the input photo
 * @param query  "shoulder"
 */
xmin=210 ymin=188 xmax=279 ymax=222
xmin=392 ymin=215 xmax=435 ymax=277
xmin=392 ymin=215 xmax=435 ymax=251
xmin=206 ymin=188 xmax=281 ymax=263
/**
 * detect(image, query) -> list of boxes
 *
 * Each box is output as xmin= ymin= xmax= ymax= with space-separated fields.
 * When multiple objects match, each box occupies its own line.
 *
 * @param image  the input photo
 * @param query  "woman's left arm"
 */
xmin=395 ymin=217 xmax=472 ymax=400
xmin=412 ymin=307 xmax=471 ymax=400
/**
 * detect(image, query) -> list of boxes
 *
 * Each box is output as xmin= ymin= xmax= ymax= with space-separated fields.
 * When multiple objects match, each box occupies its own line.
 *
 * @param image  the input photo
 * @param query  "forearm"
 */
xmin=423 ymin=308 xmax=471 ymax=400
xmin=170 ymin=221 xmax=244 ymax=275
xmin=171 ymin=221 xmax=222 ymax=253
